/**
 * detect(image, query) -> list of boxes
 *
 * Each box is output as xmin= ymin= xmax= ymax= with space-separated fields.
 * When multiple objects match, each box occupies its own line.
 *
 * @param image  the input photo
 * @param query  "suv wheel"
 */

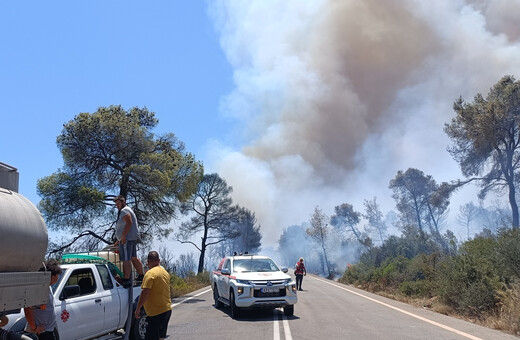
xmin=230 ymin=290 xmax=241 ymax=319
xmin=283 ymin=305 xmax=294 ymax=316
xmin=213 ymin=285 xmax=223 ymax=308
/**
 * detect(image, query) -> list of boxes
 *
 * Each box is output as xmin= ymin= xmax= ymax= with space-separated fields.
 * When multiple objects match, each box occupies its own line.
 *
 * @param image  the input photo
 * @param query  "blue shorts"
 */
xmin=119 ymin=240 xmax=137 ymax=262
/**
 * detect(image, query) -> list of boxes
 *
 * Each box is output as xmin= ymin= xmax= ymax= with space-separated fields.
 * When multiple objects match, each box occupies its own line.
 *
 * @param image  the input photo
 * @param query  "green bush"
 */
xmin=399 ymin=280 xmax=432 ymax=297
xmin=435 ymin=237 xmax=501 ymax=315
xmin=340 ymin=227 xmax=520 ymax=332
xmin=496 ymin=228 xmax=520 ymax=281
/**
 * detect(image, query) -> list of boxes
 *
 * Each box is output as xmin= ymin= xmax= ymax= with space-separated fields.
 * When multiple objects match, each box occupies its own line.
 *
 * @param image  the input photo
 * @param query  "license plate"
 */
xmin=261 ymin=287 xmax=279 ymax=293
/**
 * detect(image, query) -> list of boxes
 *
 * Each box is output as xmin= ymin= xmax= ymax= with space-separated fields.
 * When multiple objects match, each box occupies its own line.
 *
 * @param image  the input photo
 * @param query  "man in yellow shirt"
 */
xmin=134 ymin=251 xmax=172 ymax=340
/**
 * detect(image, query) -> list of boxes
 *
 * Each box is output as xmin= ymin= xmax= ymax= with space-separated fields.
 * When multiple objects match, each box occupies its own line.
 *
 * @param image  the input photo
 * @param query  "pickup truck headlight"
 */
xmin=284 ymin=279 xmax=297 ymax=293
xmin=235 ymin=280 xmax=251 ymax=296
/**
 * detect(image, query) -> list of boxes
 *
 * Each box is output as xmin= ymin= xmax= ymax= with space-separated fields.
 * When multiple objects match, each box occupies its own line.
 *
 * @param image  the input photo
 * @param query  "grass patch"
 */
xmin=169 ymin=271 xmax=211 ymax=298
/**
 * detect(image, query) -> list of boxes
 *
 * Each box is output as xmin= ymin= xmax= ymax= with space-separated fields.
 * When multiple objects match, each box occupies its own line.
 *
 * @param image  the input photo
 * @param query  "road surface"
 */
xmin=164 ymin=274 xmax=518 ymax=340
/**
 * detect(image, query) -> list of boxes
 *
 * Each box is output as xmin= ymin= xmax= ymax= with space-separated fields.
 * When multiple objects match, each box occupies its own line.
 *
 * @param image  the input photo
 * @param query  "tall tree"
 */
xmin=445 ymin=75 xmax=520 ymax=228
xmin=231 ymin=208 xmax=262 ymax=254
xmin=278 ymin=224 xmax=312 ymax=268
xmin=37 ymin=105 xmax=202 ymax=248
xmin=389 ymin=168 xmax=453 ymax=250
xmin=330 ymin=203 xmax=370 ymax=250
xmin=177 ymin=173 xmax=241 ymax=273
xmin=174 ymin=253 xmax=197 ymax=278
xmin=306 ymin=206 xmax=332 ymax=277
xmin=363 ymin=197 xmax=388 ymax=244
xmin=215 ymin=208 xmax=262 ymax=257
xmin=456 ymin=202 xmax=479 ymax=240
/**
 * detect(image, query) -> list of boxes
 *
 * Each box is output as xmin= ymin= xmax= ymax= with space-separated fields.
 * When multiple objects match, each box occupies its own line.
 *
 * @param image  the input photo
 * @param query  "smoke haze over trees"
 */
xmin=206 ymin=0 xmax=520 ymax=250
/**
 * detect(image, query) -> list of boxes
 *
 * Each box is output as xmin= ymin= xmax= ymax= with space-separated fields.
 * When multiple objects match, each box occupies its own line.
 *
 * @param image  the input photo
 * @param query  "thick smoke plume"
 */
xmin=205 ymin=0 xmax=520 ymax=246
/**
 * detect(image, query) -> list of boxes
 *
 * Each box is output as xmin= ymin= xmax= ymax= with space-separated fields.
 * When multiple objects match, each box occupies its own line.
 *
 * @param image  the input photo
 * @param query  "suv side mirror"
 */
xmin=281 ymin=267 xmax=288 ymax=273
xmin=221 ymin=268 xmax=231 ymax=275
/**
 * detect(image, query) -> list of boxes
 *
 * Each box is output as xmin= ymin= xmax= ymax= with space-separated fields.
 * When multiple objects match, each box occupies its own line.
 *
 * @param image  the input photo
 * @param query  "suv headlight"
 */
xmin=236 ymin=279 xmax=251 ymax=285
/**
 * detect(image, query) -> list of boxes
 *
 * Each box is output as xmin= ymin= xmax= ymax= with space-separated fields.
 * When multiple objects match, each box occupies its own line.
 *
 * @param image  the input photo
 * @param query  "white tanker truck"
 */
xmin=0 ymin=162 xmax=51 ymax=340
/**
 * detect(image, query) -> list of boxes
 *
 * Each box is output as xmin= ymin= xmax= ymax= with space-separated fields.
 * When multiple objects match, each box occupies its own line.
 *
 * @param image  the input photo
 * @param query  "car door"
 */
xmin=96 ymin=264 xmax=123 ymax=330
xmin=219 ymin=259 xmax=231 ymax=300
xmin=55 ymin=267 xmax=105 ymax=340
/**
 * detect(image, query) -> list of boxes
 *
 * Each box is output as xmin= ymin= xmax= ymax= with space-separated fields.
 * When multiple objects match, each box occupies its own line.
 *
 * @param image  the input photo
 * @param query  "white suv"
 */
xmin=211 ymin=254 xmax=297 ymax=318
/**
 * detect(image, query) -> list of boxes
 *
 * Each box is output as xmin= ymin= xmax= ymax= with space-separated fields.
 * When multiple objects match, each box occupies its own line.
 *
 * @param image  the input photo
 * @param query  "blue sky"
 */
xmin=2 ymin=1 xmax=520 ymax=249
xmin=1 ymin=1 xmax=233 ymax=202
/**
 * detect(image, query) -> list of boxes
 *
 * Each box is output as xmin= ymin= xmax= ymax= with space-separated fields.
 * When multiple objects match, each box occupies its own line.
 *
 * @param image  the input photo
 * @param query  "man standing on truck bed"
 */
xmin=113 ymin=195 xmax=144 ymax=287
xmin=134 ymin=251 xmax=172 ymax=340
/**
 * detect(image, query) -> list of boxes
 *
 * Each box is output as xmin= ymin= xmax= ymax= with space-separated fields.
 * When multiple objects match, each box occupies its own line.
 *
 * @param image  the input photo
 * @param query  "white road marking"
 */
xmin=172 ymin=288 xmax=212 ymax=307
xmin=282 ymin=313 xmax=292 ymax=340
xmin=193 ymin=288 xmax=294 ymax=340
xmin=273 ymin=313 xmax=280 ymax=340
xmin=312 ymin=276 xmax=483 ymax=340
xmin=274 ymin=309 xmax=292 ymax=340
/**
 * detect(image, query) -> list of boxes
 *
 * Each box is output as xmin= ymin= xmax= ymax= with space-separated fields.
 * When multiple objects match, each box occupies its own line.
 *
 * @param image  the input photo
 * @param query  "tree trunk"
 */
xmin=508 ymin=180 xmax=519 ymax=229
xmin=197 ymin=246 xmax=206 ymax=274
xmin=321 ymin=239 xmax=331 ymax=277
xmin=198 ymin=222 xmax=209 ymax=273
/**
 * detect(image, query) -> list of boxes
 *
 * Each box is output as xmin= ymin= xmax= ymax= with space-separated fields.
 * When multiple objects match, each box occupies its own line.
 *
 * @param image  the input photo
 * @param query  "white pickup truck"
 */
xmin=0 ymin=163 xmax=147 ymax=340
xmin=211 ymin=254 xmax=297 ymax=319
xmin=5 ymin=259 xmax=147 ymax=340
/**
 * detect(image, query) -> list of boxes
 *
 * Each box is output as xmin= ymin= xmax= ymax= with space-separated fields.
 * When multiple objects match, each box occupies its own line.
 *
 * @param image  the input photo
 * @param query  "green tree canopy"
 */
xmin=38 ymin=105 xmax=203 ymax=249
xmin=389 ymin=168 xmax=455 ymax=252
xmin=330 ymin=203 xmax=367 ymax=247
xmin=445 ymin=75 xmax=520 ymax=228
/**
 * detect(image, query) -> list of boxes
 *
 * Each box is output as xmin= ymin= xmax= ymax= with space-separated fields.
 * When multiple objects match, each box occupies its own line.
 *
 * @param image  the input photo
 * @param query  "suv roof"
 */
xmin=229 ymin=254 xmax=267 ymax=260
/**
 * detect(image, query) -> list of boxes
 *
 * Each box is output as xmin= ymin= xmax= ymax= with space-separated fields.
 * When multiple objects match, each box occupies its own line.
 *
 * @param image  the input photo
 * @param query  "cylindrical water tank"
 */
xmin=0 ymin=188 xmax=48 ymax=272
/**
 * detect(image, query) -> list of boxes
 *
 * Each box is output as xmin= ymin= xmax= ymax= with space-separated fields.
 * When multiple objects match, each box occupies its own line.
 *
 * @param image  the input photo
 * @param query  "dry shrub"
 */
xmin=493 ymin=284 xmax=520 ymax=335
xmin=432 ymin=302 xmax=454 ymax=316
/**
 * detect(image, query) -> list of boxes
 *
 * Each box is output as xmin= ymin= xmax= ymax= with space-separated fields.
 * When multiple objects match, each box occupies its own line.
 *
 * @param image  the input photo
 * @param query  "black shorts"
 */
xmin=145 ymin=309 xmax=172 ymax=340
xmin=37 ymin=328 xmax=60 ymax=340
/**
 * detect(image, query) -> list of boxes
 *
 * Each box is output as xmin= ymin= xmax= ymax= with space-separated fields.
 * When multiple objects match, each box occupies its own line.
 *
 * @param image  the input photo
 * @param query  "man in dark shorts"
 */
xmin=24 ymin=259 xmax=63 ymax=340
xmin=134 ymin=251 xmax=172 ymax=340
xmin=113 ymin=195 xmax=144 ymax=287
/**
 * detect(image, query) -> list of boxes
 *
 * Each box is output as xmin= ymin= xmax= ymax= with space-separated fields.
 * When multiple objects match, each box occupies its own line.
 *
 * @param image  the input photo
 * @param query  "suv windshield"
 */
xmin=233 ymin=259 xmax=279 ymax=273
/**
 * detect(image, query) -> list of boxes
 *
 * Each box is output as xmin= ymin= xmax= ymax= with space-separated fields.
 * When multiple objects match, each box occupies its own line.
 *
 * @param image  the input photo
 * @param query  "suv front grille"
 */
xmin=250 ymin=280 xmax=286 ymax=286
xmin=254 ymin=288 xmax=287 ymax=298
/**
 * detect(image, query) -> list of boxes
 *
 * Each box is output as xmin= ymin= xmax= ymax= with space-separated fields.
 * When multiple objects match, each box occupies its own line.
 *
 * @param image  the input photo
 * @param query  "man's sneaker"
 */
xmin=135 ymin=274 xmax=145 ymax=282
xmin=121 ymin=279 xmax=132 ymax=288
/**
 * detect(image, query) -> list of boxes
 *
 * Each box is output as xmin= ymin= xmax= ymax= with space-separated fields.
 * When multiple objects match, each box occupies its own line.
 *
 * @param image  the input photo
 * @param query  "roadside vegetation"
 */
xmin=169 ymin=271 xmax=211 ymax=298
xmin=338 ymin=228 xmax=520 ymax=335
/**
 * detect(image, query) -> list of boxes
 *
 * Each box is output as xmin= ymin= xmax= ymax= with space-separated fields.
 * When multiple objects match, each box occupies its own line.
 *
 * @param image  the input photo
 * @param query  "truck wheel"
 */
xmin=230 ymin=290 xmax=241 ymax=319
xmin=130 ymin=308 xmax=148 ymax=340
xmin=284 ymin=305 xmax=294 ymax=316
xmin=213 ymin=285 xmax=223 ymax=308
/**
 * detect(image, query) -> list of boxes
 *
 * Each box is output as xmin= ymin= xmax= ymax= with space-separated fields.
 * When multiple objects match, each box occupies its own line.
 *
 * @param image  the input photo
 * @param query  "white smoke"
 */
xmin=204 ymin=0 xmax=520 ymax=246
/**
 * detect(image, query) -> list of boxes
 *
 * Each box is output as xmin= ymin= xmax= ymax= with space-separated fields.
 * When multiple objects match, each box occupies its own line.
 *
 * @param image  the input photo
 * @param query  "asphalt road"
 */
xmin=165 ymin=275 xmax=519 ymax=340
